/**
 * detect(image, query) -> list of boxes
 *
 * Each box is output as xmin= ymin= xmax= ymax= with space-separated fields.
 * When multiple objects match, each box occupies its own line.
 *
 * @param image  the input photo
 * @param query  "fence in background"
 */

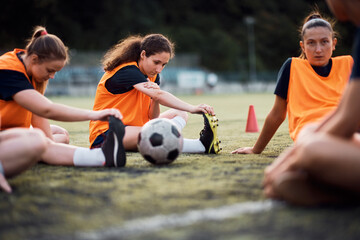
xmin=45 ymin=52 xmax=277 ymax=96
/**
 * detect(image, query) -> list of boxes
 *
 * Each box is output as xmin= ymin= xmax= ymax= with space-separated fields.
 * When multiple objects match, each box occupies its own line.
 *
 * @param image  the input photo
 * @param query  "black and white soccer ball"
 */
xmin=137 ymin=118 xmax=183 ymax=165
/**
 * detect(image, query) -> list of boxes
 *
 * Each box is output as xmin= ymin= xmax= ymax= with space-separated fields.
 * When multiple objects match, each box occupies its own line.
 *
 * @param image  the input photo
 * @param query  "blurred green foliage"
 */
xmin=0 ymin=0 xmax=356 ymax=71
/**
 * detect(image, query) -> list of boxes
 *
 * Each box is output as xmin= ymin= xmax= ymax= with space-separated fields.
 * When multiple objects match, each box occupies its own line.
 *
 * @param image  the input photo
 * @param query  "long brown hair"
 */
xmin=298 ymin=10 xmax=337 ymax=59
xmin=102 ymin=34 xmax=175 ymax=72
xmin=25 ymin=26 xmax=69 ymax=94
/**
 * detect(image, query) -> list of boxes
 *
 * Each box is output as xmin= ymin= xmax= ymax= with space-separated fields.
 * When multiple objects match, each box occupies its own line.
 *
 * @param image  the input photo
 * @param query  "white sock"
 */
xmin=182 ymin=138 xmax=205 ymax=153
xmin=73 ymin=147 xmax=105 ymax=167
xmin=170 ymin=116 xmax=187 ymax=131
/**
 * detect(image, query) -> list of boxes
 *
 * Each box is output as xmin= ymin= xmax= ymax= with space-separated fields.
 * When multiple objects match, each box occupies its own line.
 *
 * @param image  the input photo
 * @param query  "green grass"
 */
xmin=1 ymin=93 xmax=360 ymax=240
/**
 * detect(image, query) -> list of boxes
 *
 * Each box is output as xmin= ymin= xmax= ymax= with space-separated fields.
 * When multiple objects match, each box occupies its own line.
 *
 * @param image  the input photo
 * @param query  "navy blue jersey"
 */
xmin=0 ymin=70 xmax=34 ymax=101
xmin=105 ymin=65 xmax=160 ymax=94
xmin=0 ymin=52 xmax=33 ymax=101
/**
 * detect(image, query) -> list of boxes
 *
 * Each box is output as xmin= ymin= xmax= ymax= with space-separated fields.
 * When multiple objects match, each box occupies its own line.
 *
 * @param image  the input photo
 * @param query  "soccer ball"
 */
xmin=137 ymin=118 xmax=183 ymax=165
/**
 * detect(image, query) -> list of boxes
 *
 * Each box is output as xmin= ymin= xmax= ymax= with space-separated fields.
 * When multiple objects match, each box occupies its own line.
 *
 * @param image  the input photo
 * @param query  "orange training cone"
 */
xmin=245 ymin=105 xmax=259 ymax=132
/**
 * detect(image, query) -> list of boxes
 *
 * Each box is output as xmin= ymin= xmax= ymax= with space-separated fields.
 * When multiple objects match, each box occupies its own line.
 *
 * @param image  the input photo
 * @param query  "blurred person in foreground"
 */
xmin=264 ymin=0 xmax=360 ymax=206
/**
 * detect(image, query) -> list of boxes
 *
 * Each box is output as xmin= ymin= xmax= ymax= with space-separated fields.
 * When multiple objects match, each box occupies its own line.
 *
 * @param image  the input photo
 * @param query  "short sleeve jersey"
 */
xmin=105 ymin=65 xmax=160 ymax=94
xmin=0 ymin=49 xmax=36 ymax=129
xmin=0 ymin=52 xmax=34 ymax=101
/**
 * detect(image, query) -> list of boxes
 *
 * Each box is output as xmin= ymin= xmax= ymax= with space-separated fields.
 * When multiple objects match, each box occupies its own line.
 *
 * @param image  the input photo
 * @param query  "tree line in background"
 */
xmin=0 ymin=0 xmax=356 ymax=73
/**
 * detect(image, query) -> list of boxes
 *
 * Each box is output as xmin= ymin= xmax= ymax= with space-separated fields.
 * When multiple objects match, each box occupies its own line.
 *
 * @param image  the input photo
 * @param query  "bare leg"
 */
xmin=0 ymin=128 xmax=48 ymax=177
xmin=40 ymin=141 xmax=77 ymax=165
xmin=159 ymin=109 xmax=189 ymax=122
xmin=272 ymin=171 xmax=356 ymax=206
xmin=270 ymin=133 xmax=360 ymax=205
xmin=50 ymin=124 xmax=70 ymax=144
xmin=300 ymin=134 xmax=360 ymax=193
xmin=295 ymin=122 xmax=319 ymax=143
xmin=123 ymin=126 xmax=142 ymax=151
xmin=122 ymin=110 xmax=188 ymax=151
xmin=351 ymin=132 xmax=360 ymax=147
xmin=43 ymin=116 xmax=126 ymax=167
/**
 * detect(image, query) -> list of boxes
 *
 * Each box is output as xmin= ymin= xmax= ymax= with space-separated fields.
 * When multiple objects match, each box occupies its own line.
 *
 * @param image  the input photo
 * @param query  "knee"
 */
xmin=296 ymin=123 xmax=319 ymax=143
xmin=28 ymin=129 xmax=48 ymax=155
xmin=163 ymin=109 xmax=188 ymax=122
xmin=177 ymin=111 xmax=189 ymax=122
xmin=298 ymin=134 xmax=330 ymax=168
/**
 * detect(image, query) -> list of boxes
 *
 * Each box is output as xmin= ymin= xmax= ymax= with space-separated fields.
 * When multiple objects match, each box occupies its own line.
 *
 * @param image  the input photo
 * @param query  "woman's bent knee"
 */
xmin=28 ymin=129 xmax=48 ymax=155
xmin=299 ymin=134 xmax=336 ymax=168
xmin=160 ymin=109 xmax=189 ymax=122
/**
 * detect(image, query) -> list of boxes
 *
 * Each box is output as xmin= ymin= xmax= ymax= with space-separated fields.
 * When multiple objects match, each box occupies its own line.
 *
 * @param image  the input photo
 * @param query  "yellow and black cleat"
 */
xmin=199 ymin=113 xmax=221 ymax=154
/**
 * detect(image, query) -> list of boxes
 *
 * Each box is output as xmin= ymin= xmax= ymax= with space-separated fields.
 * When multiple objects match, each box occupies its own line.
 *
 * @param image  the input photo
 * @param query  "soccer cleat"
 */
xmin=102 ymin=116 xmax=126 ymax=167
xmin=199 ymin=113 xmax=221 ymax=154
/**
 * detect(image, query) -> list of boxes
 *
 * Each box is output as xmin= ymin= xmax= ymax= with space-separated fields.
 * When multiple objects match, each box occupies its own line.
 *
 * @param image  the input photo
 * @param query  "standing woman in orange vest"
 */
xmin=232 ymin=10 xmax=353 ymax=154
xmin=89 ymin=34 xmax=220 ymax=154
xmin=0 ymin=26 xmax=126 ymax=169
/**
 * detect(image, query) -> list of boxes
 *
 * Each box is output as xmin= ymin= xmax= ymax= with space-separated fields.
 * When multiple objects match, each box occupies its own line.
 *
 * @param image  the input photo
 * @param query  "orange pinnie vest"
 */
xmin=287 ymin=56 xmax=353 ymax=140
xmin=89 ymin=62 xmax=157 ymax=146
xmin=0 ymin=49 xmax=35 ymax=129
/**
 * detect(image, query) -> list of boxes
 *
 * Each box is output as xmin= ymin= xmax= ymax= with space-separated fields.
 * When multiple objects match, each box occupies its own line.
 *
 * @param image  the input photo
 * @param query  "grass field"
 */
xmin=1 ymin=93 xmax=360 ymax=240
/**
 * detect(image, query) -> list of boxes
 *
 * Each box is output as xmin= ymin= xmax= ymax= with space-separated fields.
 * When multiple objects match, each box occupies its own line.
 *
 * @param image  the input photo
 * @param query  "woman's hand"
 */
xmin=231 ymin=147 xmax=256 ymax=154
xmin=262 ymin=146 xmax=300 ymax=198
xmin=143 ymin=81 xmax=160 ymax=90
xmin=190 ymin=104 xmax=215 ymax=115
xmin=90 ymin=109 xmax=123 ymax=121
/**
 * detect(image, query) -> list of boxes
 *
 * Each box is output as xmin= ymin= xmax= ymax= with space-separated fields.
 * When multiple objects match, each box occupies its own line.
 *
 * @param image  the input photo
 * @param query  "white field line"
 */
xmin=77 ymin=200 xmax=282 ymax=239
